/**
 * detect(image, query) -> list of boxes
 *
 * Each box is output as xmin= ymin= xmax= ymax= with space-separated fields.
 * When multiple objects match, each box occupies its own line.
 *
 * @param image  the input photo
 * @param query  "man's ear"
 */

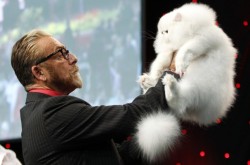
xmin=31 ymin=66 xmax=46 ymax=81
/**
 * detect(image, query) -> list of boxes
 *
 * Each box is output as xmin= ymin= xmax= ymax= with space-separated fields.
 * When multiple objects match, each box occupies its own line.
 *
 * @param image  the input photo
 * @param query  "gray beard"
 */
xmin=48 ymin=71 xmax=82 ymax=94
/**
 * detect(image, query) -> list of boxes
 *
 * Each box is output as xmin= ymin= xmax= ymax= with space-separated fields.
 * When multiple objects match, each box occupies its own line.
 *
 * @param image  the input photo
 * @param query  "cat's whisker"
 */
xmin=142 ymin=31 xmax=156 ymax=40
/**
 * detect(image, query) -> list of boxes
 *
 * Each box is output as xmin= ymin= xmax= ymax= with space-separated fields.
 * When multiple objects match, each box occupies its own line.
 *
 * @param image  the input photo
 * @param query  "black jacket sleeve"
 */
xmin=43 ymin=73 xmax=169 ymax=149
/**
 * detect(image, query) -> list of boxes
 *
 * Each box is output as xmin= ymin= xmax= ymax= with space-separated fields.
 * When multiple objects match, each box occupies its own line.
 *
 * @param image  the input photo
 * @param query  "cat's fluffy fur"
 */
xmin=136 ymin=3 xmax=236 ymax=162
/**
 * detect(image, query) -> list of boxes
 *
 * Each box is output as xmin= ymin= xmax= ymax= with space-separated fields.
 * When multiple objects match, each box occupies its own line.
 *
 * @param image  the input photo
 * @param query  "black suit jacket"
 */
xmin=20 ymin=82 xmax=168 ymax=165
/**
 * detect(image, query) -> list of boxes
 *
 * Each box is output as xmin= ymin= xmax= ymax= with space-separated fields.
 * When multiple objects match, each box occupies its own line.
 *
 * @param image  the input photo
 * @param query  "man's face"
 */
xmin=37 ymin=36 xmax=83 ymax=94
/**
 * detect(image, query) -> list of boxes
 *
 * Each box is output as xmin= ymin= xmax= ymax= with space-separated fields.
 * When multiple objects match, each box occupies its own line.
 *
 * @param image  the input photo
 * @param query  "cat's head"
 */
xmin=154 ymin=3 xmax=217 ymax=53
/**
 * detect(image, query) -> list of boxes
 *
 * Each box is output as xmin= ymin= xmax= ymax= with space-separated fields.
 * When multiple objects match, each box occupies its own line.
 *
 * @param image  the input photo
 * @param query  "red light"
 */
xmin=176 ymin=163 xmax=181 ymax=165
xmin=192 ymin=0 xmax=198 ymax=3
xmin=5 ymin=143 xmax=11 ymax=149
xmin=181 ymin=129 xmax=187 ymax=135
xmin=200 ymin=151 xmax=206 ymax=157
xmin=235 ymin=54 xmax=238 ymax=59
xmin=247 ymin=160 xmax=250 ymax=165
xmin=216 ymin=118 xmax=222 ymax=124
xmin=224 ymin=153 xmax=230 ymax=159
xmin=235 ymin=83 xmax=241 ymax=89
xmin=126 ymin=136 xmax=132 ymax=141
xmin=243 ymin=21 xmax=248 ymax=26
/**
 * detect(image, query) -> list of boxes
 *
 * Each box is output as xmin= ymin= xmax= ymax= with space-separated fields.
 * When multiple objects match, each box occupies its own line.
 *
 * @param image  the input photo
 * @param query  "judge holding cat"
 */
xmin=10 ymin=29 xmax=178 ymax=165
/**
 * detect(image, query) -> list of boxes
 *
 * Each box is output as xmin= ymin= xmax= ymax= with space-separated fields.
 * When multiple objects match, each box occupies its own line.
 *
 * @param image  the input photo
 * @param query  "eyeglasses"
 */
xmin=35 ymin=48 xmax=70 ymax=65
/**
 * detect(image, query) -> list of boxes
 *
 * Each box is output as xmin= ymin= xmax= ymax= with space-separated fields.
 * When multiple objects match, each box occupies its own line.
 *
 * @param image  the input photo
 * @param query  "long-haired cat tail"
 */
xmin=135 ymin=111 xmax=180 ymax=162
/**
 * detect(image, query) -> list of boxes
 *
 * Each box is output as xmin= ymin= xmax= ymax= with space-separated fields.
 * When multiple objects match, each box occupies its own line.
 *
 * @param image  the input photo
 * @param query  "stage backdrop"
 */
xmin=0 ymin=0 xmax=142 ymax=140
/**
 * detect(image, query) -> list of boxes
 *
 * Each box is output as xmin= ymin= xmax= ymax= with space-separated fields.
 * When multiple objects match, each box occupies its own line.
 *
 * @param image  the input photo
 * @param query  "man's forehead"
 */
xmin=38 ymin=36 xmax=64 ymax=50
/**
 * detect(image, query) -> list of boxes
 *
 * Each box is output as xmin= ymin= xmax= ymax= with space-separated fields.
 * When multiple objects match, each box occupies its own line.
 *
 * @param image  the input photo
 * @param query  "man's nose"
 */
xmin=68 ymin=53 xmax=78 ymax=64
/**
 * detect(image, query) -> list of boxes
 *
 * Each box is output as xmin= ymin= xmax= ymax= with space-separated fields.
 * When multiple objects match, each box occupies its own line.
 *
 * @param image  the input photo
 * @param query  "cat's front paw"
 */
xmin=175 ymin=61 xmax=188 ymax=77
xmin=151 ymin=69 xmax=165 ymax=80
xmin=137 ymin=73 xmax=156 ymax=93
xmin=162 ymin=74 xmax=177 ymax=100
xmin=175 ymin=51 xmax=191 ymax=76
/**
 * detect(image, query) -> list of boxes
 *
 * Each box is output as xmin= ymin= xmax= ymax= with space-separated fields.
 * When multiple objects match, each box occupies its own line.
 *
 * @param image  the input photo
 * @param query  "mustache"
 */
xmin=72 ymin=66 xmax=79 ymax=73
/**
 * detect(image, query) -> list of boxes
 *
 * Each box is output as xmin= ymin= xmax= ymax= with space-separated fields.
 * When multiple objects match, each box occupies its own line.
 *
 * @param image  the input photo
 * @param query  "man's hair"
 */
xmin=11 ymin=29 xmax=51 ymax=88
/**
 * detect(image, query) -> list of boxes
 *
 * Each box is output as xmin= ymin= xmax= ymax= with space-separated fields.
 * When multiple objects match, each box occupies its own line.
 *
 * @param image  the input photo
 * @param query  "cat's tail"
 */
xmin=135 ymin=111 xmax=181 ymax=162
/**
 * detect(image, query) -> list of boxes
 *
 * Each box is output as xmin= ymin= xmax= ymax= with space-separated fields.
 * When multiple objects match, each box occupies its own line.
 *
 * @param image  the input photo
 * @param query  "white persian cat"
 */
xmin=136 ymin=3 xmax=236 ymax=162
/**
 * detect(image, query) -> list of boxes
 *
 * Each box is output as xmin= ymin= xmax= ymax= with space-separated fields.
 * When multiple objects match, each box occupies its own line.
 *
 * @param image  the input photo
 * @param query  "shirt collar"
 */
xmin=28 ymin=88 xmax=65 ymax=96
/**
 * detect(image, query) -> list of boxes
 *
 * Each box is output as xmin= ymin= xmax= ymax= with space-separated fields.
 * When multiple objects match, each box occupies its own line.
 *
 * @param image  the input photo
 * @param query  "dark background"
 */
xmin=141 ymin=0 xmax=250 ymax=165
xmin=1 ymin=0 xmax=250 ymax=164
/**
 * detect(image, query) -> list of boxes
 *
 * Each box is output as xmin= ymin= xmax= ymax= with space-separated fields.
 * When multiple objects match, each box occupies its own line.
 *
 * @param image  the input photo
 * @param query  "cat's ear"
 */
xmin=174 ymin=13 xmax=182 ymax=22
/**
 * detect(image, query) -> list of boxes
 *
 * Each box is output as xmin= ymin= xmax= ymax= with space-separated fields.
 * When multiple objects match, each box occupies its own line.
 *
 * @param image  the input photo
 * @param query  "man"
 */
xmin=11 ymin=29 xmax=168 ymax=165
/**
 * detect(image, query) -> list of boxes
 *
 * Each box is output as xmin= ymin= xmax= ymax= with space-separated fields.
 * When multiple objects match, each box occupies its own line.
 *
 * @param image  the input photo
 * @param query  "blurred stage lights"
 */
xmin=235 ymin=83 xmax=241 ymax=89
xmin=181 ymin=129 xmax=187 ymax=135
xmin=224 ymin=152 xmax=230 ymax=159
xmin=243 ymin=21 xmax=248 ymax=26
xmin=200 ymin=151 xmax=206 ymax=157
xmin=5 ymin=143 xmax=10 ymax=149
xmin=216 ymin=118 xmax=222 ymax=124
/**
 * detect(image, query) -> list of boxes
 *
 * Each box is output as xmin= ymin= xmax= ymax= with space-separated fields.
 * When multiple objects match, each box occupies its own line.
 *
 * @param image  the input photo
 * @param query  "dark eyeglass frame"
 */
xmin=35 ymin=48 xmax=70 ymax=65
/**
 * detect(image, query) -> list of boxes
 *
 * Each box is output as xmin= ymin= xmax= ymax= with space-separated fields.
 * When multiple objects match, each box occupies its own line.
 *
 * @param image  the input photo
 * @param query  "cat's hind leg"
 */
xmin=162 ymin=74 xmax=187 ymax=115
xmin=162 ymin=74 xmax=178 ymax=101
